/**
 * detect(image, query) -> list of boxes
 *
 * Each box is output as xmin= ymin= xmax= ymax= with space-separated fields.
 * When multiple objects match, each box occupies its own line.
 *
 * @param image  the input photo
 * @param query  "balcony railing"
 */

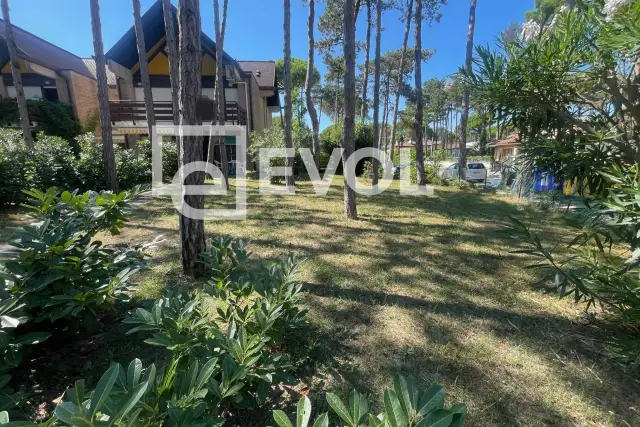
xmin=109 ymin=100 xmax=247 ymax=126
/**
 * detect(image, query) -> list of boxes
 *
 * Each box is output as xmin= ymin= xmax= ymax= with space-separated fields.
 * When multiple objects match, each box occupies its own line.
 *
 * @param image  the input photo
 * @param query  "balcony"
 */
xmin=109 ymin=99 xmax=247 ymax=126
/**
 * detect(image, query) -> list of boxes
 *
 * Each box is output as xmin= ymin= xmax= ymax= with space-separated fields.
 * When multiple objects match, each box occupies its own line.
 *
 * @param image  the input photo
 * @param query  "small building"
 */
xmin=104 ymin=0 xmax=280 ymax=168
xmin=0 ymin=18 xmax=117 ymax=130
xmin=488 ymin=134 xmax=519 ymax=164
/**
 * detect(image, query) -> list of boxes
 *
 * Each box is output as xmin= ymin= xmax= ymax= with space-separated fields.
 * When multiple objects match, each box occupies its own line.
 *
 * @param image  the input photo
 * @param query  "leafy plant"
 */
xmin=271 ymin=375 xmax=466 ymax=427
xmin=0 ymin=187 xmax=156 ymax=330
xmin=126 ymin=237 xmax=308 ymax=411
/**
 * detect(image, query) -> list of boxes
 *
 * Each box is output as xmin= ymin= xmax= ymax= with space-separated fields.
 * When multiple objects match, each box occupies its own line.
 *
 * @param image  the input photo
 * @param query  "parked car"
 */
xmin=442 ymin=162 xmax=488 ymax=182
xmin=466 ymin=162 xmax=488 ymax=182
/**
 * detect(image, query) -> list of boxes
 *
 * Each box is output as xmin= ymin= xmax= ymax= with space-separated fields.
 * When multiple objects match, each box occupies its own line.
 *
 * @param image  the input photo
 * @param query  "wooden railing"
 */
xmin=109 ymin=100 xmax=247 ymax=126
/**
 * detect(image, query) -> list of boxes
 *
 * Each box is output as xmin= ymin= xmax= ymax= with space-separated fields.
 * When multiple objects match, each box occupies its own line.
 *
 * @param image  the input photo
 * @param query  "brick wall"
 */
xmin=66 ymin=71 xmax=119 ymax=134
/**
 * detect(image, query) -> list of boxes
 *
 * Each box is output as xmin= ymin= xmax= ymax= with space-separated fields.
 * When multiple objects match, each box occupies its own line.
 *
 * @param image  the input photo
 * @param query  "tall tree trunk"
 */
xmin=318 ymin=95 xmax=323 ymax=124
xmin=132 ymin=0 xmax=155 ymax=141
xmin=413 ymin=0 xmax=425 ymax=185
xmin=210 ymin=0 xmax=229 ymax=185
xmin=177 ymin=0 xmax=206 ymax=277
xmin=283 ymin=0 xmax=295 ymax=191
xmin=90 ymin=0 xmax=118 ymax=191
xmin=343 ymin=0 xmax=357 ymax=218
xmin=389 ymin=0 xmax=413 ymax=154
xmin=305 ymin=0 xmax=321 ymax=168
xmin=459 ymin=0 xmax=477 ymax=179
xmin=380 ymin=73 xmax=390 ymax=151
xmin=360 ymin=0 xmax=371 ymax=122
xmin=372 ymin=0 xmax=382 ymax=186
xmin=2 ymin=0 xmax=33 ymax=149
xmin=162 ymin=0 xmax=180 ymax=162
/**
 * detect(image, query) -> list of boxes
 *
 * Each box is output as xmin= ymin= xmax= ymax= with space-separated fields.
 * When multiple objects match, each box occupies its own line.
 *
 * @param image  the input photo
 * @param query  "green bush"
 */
xmin=28 ymin=134 xmax=79 ymax=191
xmin=0 ymin=187 xmax=156 ymax=365
xmin=0 ymin=130 xmax=179 ymax=204
xmin=125 ymin=237 xmax=307 ymax=412
xmin=0 ymin=129 xmax=30 ymax=205
xmin=272 ymin=375 xmax=466 ymax=427
xmin=0 ymin=99 xmax=80 ymax=141
xmin=508 ymin=163 xmax=640 ymax=370
xmin=319 ymin=124 xmax=373 ymax=176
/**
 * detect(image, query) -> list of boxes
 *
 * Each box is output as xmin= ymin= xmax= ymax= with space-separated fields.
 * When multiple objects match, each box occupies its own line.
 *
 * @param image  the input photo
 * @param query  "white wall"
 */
xmin=7 ymin=86 xmax=42 ymax=100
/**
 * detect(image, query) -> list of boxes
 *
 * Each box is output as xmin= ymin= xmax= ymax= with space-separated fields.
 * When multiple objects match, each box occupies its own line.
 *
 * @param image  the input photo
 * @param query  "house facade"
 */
xmin=0 ymin=18 xmax=118 ymax=130
xmin=1 ymin=1 xmax=279 ymax=172
xmin=104 ymin=0 xmax=280 ymax=167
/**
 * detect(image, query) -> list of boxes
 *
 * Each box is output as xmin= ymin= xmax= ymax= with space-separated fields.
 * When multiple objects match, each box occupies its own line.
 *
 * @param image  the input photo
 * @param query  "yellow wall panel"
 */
xmin=202 ymin=54 xmax=216 ymax=76
xmin=1 ymin=58 xmax=29 ymax=73
xmin=148 ymin=53 xmax=169 ymax=75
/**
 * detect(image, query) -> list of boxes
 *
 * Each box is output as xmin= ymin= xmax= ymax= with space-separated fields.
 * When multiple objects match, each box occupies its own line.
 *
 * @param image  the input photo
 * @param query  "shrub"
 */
xmin=0 ymin=130 xmax=178 ymax=205
xmin=0 ymin=99 xmax=81 ymax=141
xmin=117 ymin=140 xmax=152 ymax=190
xmin=0 ymin=129 xmax=30 ymax=205
xmin=320 ymin=124 xmax=373 ymax=175
xmin=508 ymin=163 xmax=640 ymax=369
xmin=272 ymin=375 xmax=466 ymax=427
xmin=125 ymin=237 xmax=307 ymax=413
xmin=0 ymin=187 xmax=155 ymax=330
xmin=27 ymin=133 xmax=79 ymax=191
xmin=162 ymin=139 xmax=179 ymax=182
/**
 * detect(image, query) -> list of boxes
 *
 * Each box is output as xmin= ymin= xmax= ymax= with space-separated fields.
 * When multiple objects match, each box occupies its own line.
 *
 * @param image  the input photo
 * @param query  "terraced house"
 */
xmin=1 ymin=0 xmax=279 ymax=173
xmin=105 ymin=0 xmax=280 ymax=171
xmin=0 ymin=18 xmax=118 ymax=130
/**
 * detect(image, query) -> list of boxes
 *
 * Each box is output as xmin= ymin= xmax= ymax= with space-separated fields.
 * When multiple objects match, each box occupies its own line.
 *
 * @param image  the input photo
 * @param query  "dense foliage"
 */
xmin=465 ymin=0 xmax=640 ymax=367
xmin=0 ymin=187 xmax=156 ymax=409
xmin=0 ymin=130 xmax=179 ymax=205
xmin=0 ymin=236 xmax=324 ymax=426
xmin=272 ymin=375 xmax=466 ymax=427
xmin=249 ymin=120 xmax=313 ymax=183
xmin=0 ymin=99 xmax=81 ymax=141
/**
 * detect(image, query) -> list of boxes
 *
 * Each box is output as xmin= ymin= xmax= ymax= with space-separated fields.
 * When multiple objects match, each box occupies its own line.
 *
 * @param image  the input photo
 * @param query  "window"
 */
xmin=42 ymin=87 xmax=59 ymax=102
xmin=468 ymin=163 xmax=486 ymax=169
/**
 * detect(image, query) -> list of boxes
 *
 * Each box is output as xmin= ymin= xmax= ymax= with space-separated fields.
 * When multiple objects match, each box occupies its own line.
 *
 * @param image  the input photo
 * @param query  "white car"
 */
xmin=442 ymin=162 xmax=487 ymax=182
xmin=466 ymin=162 xmax=488 ymax=182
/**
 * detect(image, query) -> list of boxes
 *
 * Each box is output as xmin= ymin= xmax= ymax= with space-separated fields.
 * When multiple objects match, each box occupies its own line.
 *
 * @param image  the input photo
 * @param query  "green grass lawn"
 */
xmin=4 ymin=179 xmax=640 ymax=426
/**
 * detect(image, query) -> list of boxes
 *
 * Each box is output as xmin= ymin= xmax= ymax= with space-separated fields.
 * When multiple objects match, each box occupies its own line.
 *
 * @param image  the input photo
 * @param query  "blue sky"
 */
xmin=7 ymin=0 xmax=532 ymax=129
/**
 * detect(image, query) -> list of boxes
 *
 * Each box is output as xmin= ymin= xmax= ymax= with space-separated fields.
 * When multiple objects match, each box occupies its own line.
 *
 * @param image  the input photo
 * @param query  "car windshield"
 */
xmin=468 ymin=163 xmax=485 ymax=169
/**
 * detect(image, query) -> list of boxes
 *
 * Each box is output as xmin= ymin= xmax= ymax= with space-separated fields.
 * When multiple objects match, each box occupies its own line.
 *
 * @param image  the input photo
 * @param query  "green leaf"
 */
xmin=384 ymin=389 xmax=407 ymax=427
xmin=417 ymin=384 xmax=445 ymax=417
xmin=54 ymin=401 xmax=81 ymax=425
xmin=108 ymin=381 xmax=148 ymax=426
xmin=273 ymin=410 xmax=294 ymax=427
xmin=89 ymin=364 xmax=119 ymax=419
xmin=297 ymin=396 xmax=312 ymax=427
xmin=326 ymin=393 xmax=352 ymax=425
xmin=311 ymin=413 xmax=329 ymax=427
xmin=126 ymin=359 xmax=142 ymax=389
xmin=349 ymin=390 xmax=368 ymax=425
xmin=195 ymin=358 xmax=218 ymax=391
xmin=394 ymin=376 xmax=412 ymax=419
xmin=415 ymin=409 xmax=453 ymax=427
xmin=449 ymin=403 xmax=467 ymax=427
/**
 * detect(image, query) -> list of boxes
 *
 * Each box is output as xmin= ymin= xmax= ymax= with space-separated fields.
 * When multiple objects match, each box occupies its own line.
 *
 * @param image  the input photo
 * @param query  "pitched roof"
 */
xmin=0 ymin=18 xmax=94 ymax=79
xmin=82 ymin=58 xmax=117 ymax=86
xmin=237 ymin=60 xmax=277 ymax=89
xmin=105 ymin=0 xmax=238 ymax=71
